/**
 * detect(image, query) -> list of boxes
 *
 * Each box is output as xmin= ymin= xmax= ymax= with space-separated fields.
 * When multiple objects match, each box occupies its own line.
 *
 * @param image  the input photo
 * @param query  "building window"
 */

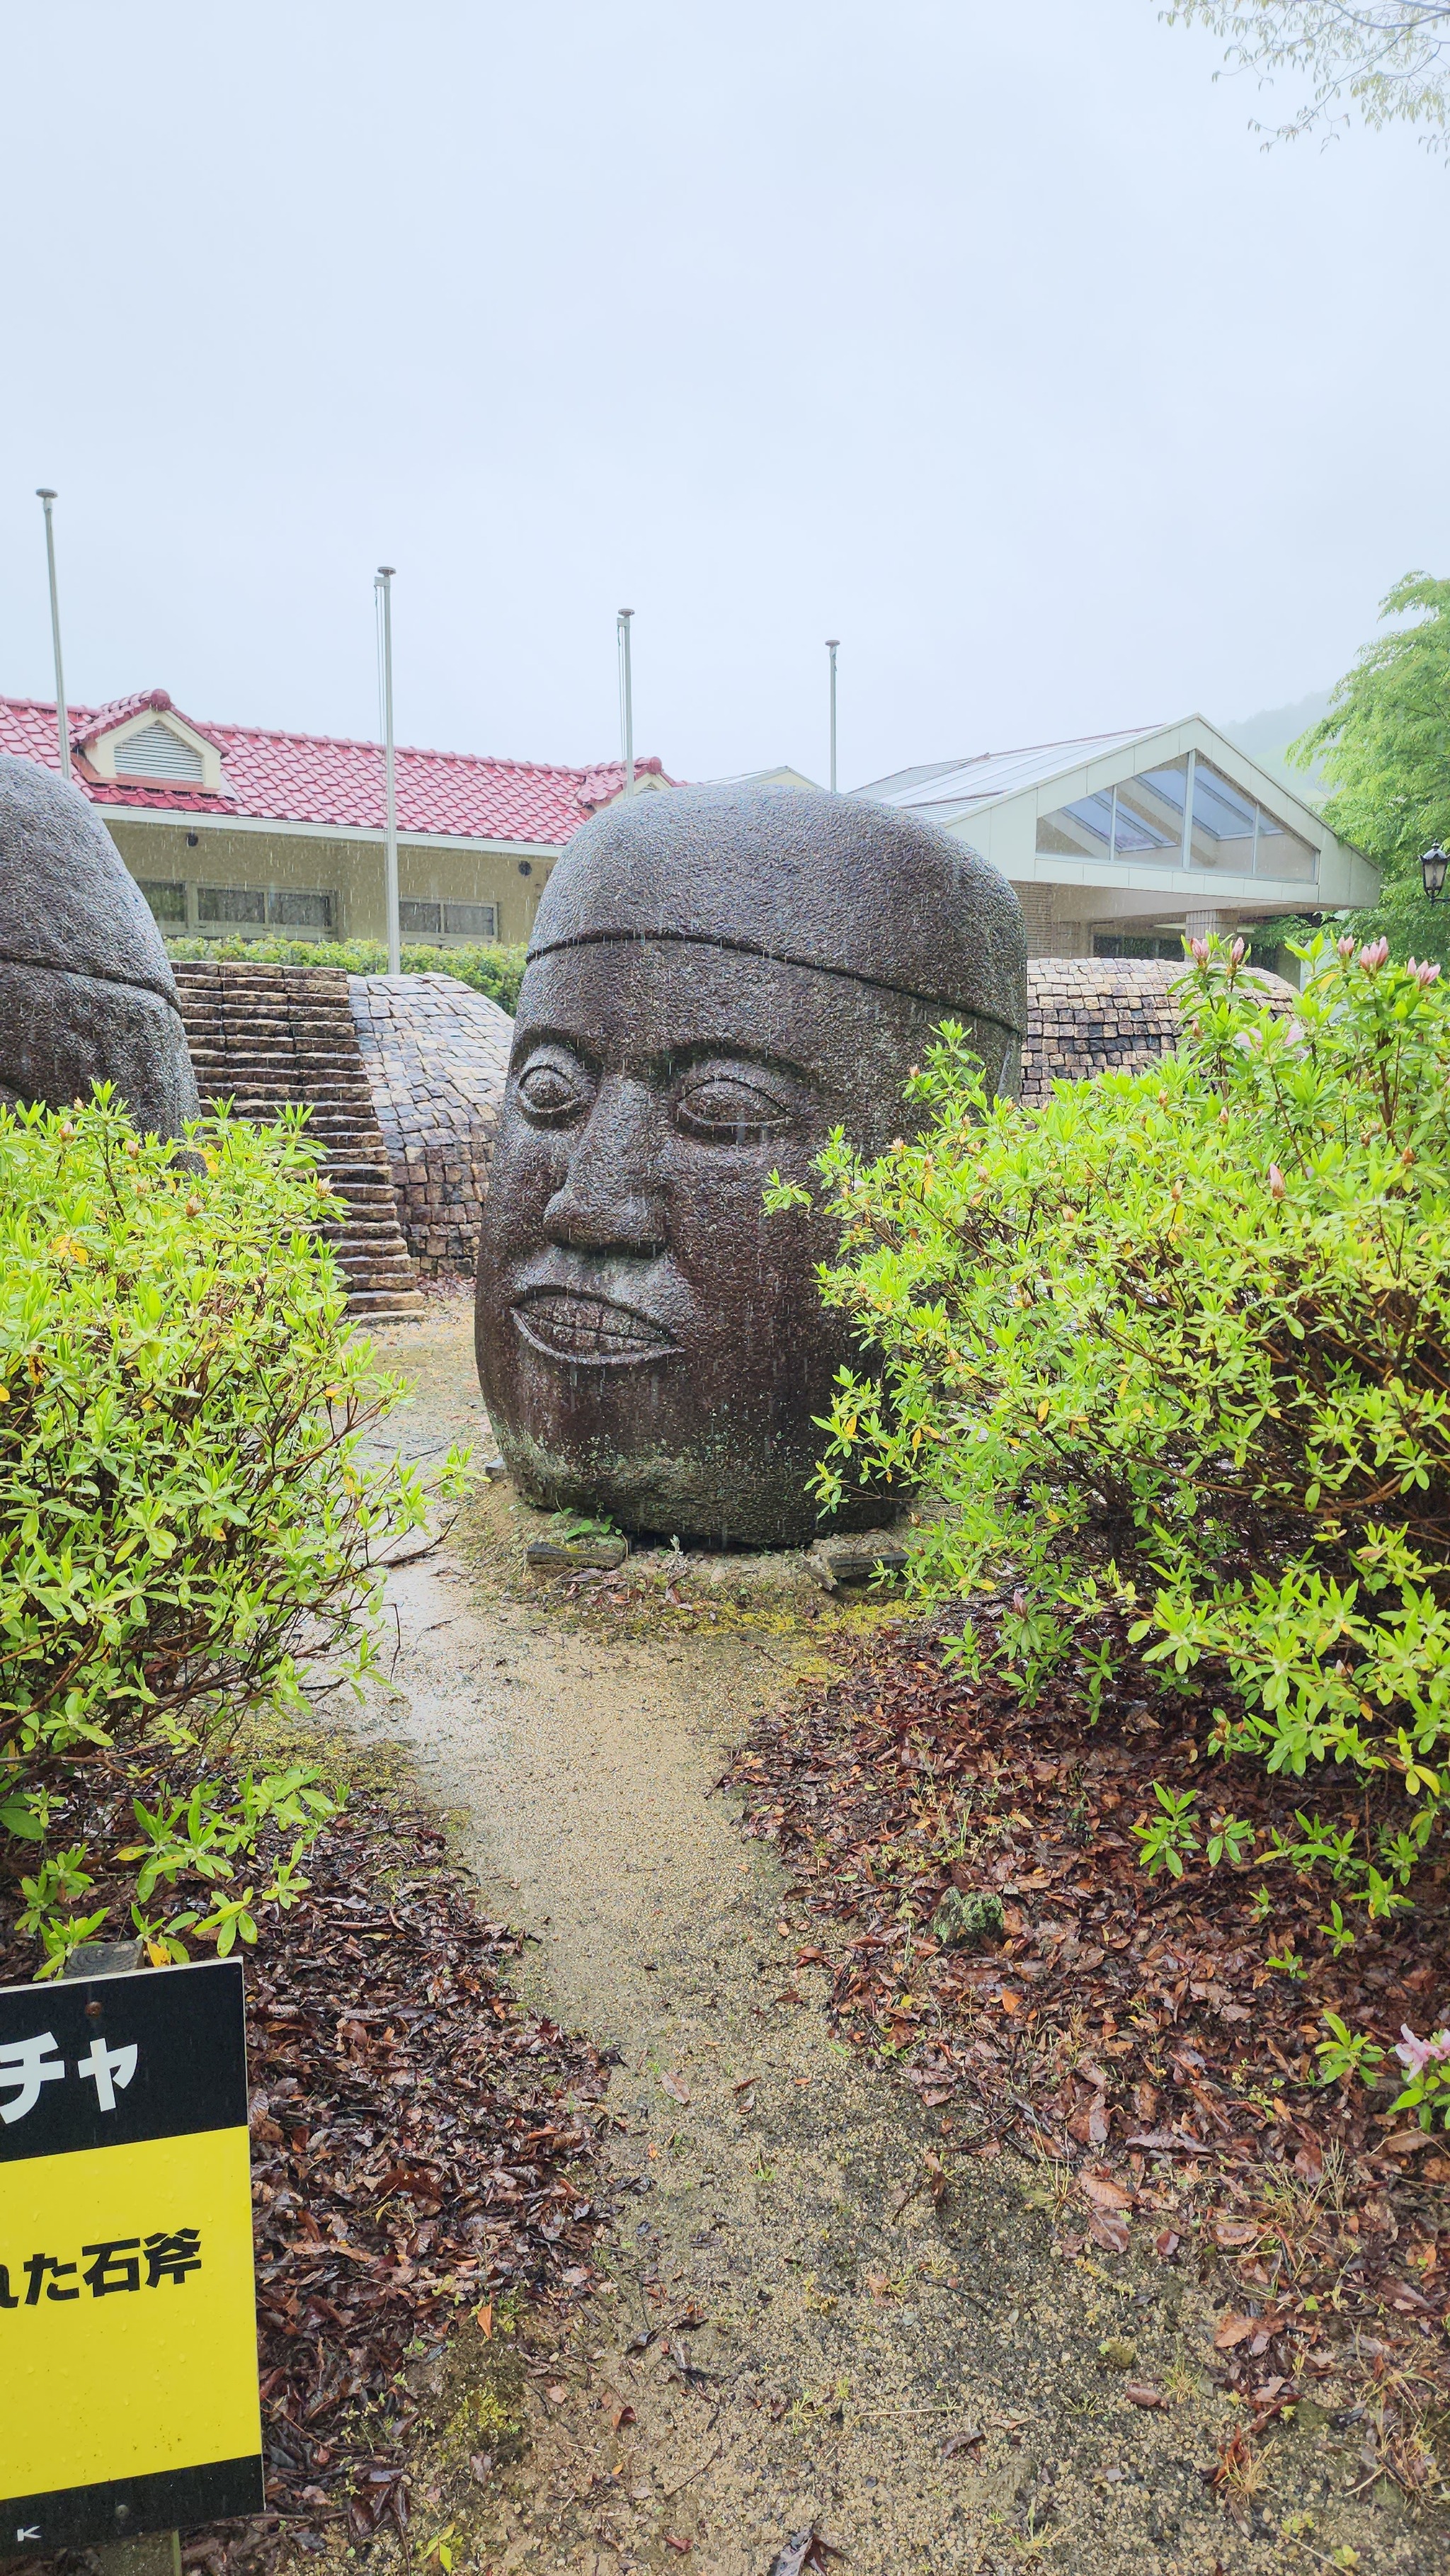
xmin=1092 ymin=933 xmax=1187 ymax=962
xmin=198 ymin=885 xmax=266 ymax=925
xmin=1036 ymin=789 xmax=1114 ymax=860
xmin=137 ymin=879 xmax=186 ymax=925
xmin=268 ymin=889 xmax=333 ymax=929
xmin=196 ymin=887 xmax=334 ymax=930
xmin=1112 ymin=761 xmax=1189 ymax=858
xmin=114 ymin=722 xmax=206 ymax=783
xmin=399 ymin=899 xmax=498 ymax=941
xmin=1187 ymin=761 xmax=1257 ymax=874
xmin=1038 ymin=753 xmax=1316 ymax=886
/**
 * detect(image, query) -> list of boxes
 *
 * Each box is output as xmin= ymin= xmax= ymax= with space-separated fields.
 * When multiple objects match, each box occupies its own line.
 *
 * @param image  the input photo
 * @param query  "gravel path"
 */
xmin=343 ymin=1294 xmax=1433 ymax=2576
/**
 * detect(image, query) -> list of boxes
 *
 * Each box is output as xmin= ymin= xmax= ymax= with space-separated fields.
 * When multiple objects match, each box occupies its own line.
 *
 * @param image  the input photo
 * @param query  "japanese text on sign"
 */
xmin=0 ymin=2031 xmax=137 ymax=2124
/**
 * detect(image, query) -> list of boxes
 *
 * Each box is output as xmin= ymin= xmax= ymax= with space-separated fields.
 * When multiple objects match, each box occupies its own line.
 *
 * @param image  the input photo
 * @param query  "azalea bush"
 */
xmin=0 ymin=1089 xmax=468 ymax=1970
xmin=770 ymin=934 xmax=1450 ymax=1914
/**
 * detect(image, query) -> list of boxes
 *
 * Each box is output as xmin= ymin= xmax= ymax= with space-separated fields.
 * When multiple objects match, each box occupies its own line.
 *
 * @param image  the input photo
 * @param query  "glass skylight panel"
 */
xmin=1253 ymin=808 xmax=1316 ymax=883
xmin=1189 ymin=760 xmax=1257 ymax=872
xmin=1036 ymin=791 xmax=1114 ymax=857
xmin=1113 ymin=760 xmax=1188 ymax=855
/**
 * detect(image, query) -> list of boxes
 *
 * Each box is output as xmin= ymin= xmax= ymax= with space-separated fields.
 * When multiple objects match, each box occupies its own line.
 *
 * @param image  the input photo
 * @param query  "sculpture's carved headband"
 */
xmin=525 ymin=924 xmax=1025 ymax=1042
xmin=524 ymin=783 xmax=1029 ymax=1043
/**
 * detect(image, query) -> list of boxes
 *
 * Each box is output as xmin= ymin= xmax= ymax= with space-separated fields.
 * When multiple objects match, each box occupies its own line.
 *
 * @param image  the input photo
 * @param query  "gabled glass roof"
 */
xmin=855 ymin=729 xmax=1158 ymax=812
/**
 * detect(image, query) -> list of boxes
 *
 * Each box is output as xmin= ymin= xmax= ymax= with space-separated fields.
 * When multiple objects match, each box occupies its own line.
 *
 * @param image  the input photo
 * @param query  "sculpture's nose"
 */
xmin=542 ymin=1076 xmax=666 ymax=1255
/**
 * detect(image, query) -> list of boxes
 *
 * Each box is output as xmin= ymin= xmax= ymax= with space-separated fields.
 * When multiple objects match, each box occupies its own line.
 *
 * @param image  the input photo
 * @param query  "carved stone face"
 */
xmin=476 ymin=786 xmax=1024 ymax=1545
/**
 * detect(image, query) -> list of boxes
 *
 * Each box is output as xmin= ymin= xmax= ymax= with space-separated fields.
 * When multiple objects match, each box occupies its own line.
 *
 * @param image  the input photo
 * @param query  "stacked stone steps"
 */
xmin=171 ymin=962 xmax=425 ymax=1319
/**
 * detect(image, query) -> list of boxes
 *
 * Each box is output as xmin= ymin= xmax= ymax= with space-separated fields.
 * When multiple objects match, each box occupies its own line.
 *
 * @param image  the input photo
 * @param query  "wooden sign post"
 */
xmin=0 ymin=1957 xmax=263 ymax=2553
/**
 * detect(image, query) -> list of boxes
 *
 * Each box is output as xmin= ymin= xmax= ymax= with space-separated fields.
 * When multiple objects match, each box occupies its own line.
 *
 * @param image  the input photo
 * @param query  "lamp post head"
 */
xmin=35 ymin=488 xmax=56 ymax=503
xmin=1422 ymin=843 xmax=1449 ymax=904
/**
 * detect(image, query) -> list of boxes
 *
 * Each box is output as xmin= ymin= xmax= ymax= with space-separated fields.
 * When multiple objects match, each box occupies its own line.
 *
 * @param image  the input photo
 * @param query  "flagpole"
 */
xmin=36 ymin=491 xmax=72 ymax=782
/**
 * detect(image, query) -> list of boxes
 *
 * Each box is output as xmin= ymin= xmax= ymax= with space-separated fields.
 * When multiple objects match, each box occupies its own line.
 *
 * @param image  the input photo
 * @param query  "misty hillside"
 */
xmin=1223 ymin=690 xmax=1333 ymax=801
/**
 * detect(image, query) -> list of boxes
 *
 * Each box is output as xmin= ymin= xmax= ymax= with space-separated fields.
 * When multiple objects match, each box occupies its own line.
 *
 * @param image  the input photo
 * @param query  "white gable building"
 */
xmin=855 ymin=717 xmax=1375 ymax=960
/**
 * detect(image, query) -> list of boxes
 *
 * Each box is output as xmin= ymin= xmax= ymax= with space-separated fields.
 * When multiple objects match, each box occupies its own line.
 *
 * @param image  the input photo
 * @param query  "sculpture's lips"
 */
xmin=512 ymin=1287 xmax=680 ymax=1365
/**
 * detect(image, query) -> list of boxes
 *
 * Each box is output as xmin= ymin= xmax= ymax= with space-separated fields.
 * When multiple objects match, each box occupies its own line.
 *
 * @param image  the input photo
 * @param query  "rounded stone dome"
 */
xmin=0 ymin=756 xmax=199 ymax=1136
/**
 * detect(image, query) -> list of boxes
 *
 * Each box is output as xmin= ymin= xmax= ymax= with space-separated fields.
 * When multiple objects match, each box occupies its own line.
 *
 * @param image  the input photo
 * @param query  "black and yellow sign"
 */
xmin=0 ymin=1957 xmax=263 ymax=2551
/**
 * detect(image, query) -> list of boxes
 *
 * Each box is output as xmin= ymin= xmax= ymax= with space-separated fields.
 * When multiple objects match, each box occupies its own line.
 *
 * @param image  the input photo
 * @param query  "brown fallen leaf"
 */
xmin=1214 ymin=2312 xmax=1257 ymax=2350
xmin=769 ymin=2527 xmax=843 ymax=2576
xmin=864 ymin=2269 xmax=893 ymax=2299
xmin=998 ymin=1988 xmax=1023 ymax=2015
xmin=1155 ymin=2228 xmax=1181 ymax=2260
xmin=1080 ymin=2172 xmax=1133 ymax=2213
xmin=1124 ymin=2382 xmax=1165 ymax=2408
xmin=1088 ymin=2209 xmax=1131 ymax=2255
xmin=545 ymin=2382 xmax=569 ymax=2405
xmin=661 ymin=2072 xmax=691 ymax=2107
xmin=475 ymin=2303 xmax=494 ymax=2340
xmin=1124 ymin=2129 xmax=1212 ymax=2158
xmin=611 ymin=2403 xmax=636 ymax=2431
xmin=663 ymin=2538 xmax=692 ymax=2555
xmin=942 ymin=2424 xmax=985 ymax=2456
xmin=1211 ymin=2221 xmax=1258 ymax=2249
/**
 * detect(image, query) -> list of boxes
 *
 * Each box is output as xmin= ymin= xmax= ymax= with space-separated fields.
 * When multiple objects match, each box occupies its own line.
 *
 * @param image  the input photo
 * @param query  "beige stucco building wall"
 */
xmin=102 ymin=816 xmax=559 ymax=947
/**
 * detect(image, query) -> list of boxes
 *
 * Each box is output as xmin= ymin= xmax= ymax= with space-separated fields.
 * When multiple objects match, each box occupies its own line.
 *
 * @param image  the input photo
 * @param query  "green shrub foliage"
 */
xmin=0 ymin=1090 xmax=466 ymax=1968
xmin=165 ymin=934 xmax=527 ymax=1015
xmin=774 ymin=937 xmax=1450 ymax=1914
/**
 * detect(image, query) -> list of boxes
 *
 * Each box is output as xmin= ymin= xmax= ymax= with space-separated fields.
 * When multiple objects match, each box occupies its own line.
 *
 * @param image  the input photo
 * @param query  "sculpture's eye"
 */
xmin=516 ymin=1054 xmax=590 ymax=1122
xmin=675 ymin=1070 xmax=794 ymax=1139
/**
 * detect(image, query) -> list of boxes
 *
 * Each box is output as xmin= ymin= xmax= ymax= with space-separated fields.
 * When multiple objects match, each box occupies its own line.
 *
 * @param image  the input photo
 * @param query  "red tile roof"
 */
xmin=0 ymin=690 xmax=671 ymax=848
xmin=72 ymin=687 xmax=226 ymax=754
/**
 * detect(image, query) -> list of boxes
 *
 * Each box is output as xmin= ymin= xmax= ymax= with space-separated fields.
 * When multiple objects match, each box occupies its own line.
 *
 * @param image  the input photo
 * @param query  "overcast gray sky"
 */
xmin=0 ymin=1 xmax=1443 ymax=787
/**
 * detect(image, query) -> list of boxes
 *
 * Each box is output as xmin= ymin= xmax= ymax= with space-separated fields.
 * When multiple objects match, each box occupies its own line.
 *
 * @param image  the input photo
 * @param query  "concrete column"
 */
xmin=1184 ymin=907 xmax=1220 ymax=940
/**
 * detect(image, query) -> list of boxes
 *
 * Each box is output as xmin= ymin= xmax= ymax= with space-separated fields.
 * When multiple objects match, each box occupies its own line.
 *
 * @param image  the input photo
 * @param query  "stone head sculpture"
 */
xmin=0 ymin=757 xmax=198 ymax=1137
xmin=476 ymin=785 xmax=1025 ymax=1545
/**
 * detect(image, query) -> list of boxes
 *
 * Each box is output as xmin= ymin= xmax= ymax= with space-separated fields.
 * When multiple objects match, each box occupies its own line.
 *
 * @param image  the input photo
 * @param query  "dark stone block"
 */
xmin=0 ymin=758 xmax=198 ymax=1136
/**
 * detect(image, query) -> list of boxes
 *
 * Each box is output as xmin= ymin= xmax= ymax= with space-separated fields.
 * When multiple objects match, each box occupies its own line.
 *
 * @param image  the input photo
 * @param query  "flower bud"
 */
xmin=1268 ymin=1164 xmax=1286 ymax=1199
xmin=1229 ymin=937 xmax=1245 ymax=965
xmin=1189 ymin=937 xmax=1209 ymax=966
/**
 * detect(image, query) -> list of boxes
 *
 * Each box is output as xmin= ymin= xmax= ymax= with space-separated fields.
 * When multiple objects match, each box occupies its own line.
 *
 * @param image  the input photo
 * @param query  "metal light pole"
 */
xmin=36 ymin=490 xmax=72 ymax=781
xmin=826 ymin=638 xmax=839 ymax=793
xmin=617 ymin=608 xmax=635 ymax=793
xmin=375 ymin=566 xmax=400 ymax=974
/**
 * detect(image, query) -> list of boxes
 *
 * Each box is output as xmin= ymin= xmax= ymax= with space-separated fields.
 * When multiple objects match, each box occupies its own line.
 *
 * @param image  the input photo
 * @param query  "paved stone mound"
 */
xmin=348 ymin=973 xmax=512 ymax=1279
xmin=1022 ymin=956 xmax=1294 ymax=1102
xmin=172 ymin=959 xmax=424 ymax=1318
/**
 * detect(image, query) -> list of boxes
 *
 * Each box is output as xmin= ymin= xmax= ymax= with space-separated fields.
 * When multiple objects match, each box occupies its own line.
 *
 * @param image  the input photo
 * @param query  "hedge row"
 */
xmin=164 ymin=936 xmax=527 ymax=1015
